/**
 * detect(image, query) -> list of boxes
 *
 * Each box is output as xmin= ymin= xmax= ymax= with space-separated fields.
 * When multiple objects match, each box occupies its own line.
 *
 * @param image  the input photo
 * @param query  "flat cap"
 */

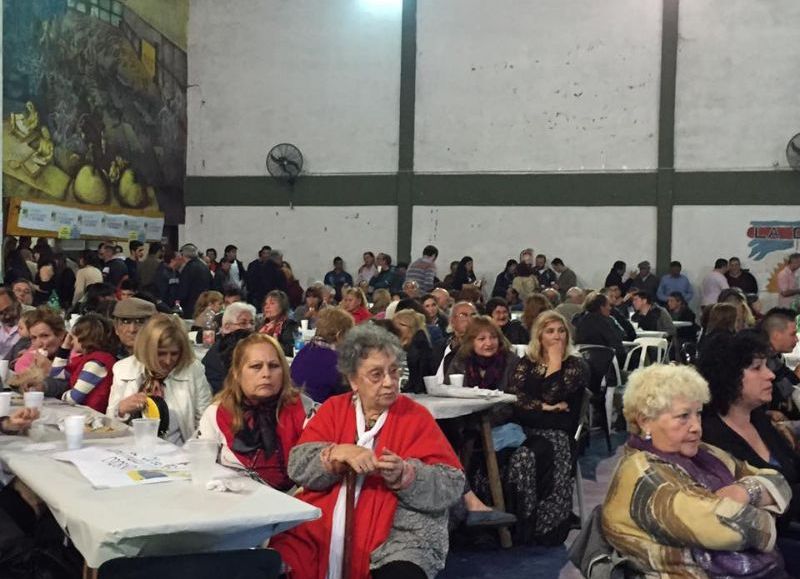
xmin=113 ymin=297 xmax=156 ymax=319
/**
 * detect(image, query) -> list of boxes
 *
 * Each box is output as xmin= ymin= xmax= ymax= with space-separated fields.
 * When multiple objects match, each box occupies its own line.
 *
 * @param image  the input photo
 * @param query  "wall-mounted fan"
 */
xmin=266 ymin=143 xmax=303 ymax=184
xmin=787 ymin=133 xmax=800 ymax=171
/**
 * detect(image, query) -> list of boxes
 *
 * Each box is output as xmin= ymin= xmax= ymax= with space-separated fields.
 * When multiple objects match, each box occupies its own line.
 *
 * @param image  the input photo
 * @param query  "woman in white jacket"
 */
xmin=107 ymin=313 xmax=211 ymax=444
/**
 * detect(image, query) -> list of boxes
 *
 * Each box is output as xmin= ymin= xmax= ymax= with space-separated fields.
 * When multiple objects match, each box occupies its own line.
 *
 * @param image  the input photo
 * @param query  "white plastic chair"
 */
xmin=574 ymin=388 xmax=592 ymax=525
xmin=623 ymin=337 xmax=669 ymax=371
xmin=512 ymin=344 xmax=528 ymax=358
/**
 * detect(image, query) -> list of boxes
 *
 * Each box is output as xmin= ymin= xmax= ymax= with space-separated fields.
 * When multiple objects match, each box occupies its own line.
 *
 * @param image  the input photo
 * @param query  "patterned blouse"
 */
xmin=506 ymin=355 xmax=589 ymax=433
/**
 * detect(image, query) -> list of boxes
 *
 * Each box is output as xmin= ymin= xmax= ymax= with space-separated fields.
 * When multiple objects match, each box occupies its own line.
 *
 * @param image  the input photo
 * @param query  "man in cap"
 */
xmin=630 ymin=260 xmax=659 ymax=298
xmin=113 ymin=297 xmax=156 ymax=358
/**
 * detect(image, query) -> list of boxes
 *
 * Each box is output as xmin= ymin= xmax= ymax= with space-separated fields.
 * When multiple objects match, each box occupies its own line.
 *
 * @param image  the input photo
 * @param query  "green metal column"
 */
xmin=656 ymin=0 xmax=680 ymax=274
xmin=396 ymin=0 xmax=417 ymax=263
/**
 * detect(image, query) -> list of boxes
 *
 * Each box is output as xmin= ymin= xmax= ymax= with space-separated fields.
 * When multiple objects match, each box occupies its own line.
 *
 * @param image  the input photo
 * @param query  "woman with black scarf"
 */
xmin=195 ymin=333 xmax=306 ymax=490
xmin=445 ymin=315 xmax=519 ymax=390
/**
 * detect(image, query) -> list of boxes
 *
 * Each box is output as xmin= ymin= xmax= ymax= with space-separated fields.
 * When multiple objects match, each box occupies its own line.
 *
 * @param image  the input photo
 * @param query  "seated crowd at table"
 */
xmin=3 ymin=236 xmax=800 ymax=577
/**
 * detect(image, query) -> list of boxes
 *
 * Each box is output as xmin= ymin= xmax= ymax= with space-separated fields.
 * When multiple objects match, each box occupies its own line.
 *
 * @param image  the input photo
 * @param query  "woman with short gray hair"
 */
xmin=271 ymin=324 xmax=464 ymax=579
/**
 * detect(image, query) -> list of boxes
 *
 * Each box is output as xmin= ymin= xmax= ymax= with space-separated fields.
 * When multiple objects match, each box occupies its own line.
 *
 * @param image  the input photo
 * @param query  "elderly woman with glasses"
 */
xmin=271 ymin=324 xmax=464 ymax=579
xmin=196 ymin=333 xmax=307 ymax=490
xmin=603 ymin=364 xmax=792 ymax=578
xmin=108 ymin=314 xmax=212 ymax=444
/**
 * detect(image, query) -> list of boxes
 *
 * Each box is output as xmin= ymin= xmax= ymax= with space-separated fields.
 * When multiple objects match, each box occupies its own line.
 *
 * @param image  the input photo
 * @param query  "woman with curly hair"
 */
xmin=698 ymin=330 xmax=800 ymax=535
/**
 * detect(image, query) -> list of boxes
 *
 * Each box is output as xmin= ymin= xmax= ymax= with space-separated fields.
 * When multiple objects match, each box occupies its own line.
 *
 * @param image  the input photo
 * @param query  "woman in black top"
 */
xmin=485 ymin=297 xmax=529 ymax=345
xmin=452 ymin=256 xmax=477 ymax=292
xmin=666 ymin=291 xmax=699 ymax=343
xmin=698 ymin=330 xmax=800 ymax=529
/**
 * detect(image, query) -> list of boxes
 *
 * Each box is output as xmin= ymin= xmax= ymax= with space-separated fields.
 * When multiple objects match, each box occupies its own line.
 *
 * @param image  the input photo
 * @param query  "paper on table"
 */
xmin=52 ymin=446 xmax=191 ymax=489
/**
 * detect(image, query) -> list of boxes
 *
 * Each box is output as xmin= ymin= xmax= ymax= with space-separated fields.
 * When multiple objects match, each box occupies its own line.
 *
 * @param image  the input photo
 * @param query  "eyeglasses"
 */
xmin=116 ymin=318 xmax=148 ymax=327
xmin=360 ymin=367 xmax=401 ymax=385
xmin=454 ymin=312 xmax=478 ymax=319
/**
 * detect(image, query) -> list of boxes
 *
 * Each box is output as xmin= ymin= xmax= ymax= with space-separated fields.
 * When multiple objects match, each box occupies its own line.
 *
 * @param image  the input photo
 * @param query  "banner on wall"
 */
xmin=11 ymin=199 xmax=163 ymax=242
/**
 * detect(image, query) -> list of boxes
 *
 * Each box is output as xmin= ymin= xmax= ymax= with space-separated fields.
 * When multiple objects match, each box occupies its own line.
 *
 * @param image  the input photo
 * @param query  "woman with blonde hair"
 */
xmin=603 ymin=364 xmax=792 ymax=577
xmin=196 ymin=334 xmax=306 ymax=490
xmin=370 ymin=288 xmax=392 ymax=316
xmin=107 ymin=314 xmax=211 ymax=444
xmin=446 ymin=315 xmax=519 ymax=391
xmin=501 ymin=310 xmax=589 ymax=544
xmin=340 ymin=286 xmax=372 ymax=324
xmin=391 ymin=308 xmax=434 ymax=393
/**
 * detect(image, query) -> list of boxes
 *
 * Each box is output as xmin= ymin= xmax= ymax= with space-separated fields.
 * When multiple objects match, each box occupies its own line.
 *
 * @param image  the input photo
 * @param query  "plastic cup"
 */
xmin=186 ymin=439 xmax=219 ymax=487
xmin=423 ymin=376 xmax=438 ymax=392
xmin=449 ymin=374 xmax=465 ymax=388
xmin=23 ymin=391 xmax=44 ymax=410
xmin=64 ymin=415 xmax=85 ymax=450
xmin=0 ymin=361 xmax=9 ymax=384
xmin=300 ymin=319 xmax=309 ymax=331
xmin=132 ymin=418 xmax=159 ymax=455
xmin=0 ymin=392 xmax=10 ymax=417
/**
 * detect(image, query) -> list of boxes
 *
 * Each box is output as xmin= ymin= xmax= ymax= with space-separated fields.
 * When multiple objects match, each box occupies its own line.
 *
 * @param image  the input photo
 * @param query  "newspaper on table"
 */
xmin=51 ymin=445 xmax=190 ymax=489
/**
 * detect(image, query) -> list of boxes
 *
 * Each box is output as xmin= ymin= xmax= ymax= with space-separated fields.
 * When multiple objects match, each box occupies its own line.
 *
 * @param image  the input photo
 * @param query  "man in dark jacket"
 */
xmin=726 ymin=256 xmax=759 ymax=295
xmin=177 ymin=243 xmax=212 ymax=317
xmin=247 ymin=246 xmax=286 ymax=308
xmin=761 ymin=308 xmax=800 ymax=419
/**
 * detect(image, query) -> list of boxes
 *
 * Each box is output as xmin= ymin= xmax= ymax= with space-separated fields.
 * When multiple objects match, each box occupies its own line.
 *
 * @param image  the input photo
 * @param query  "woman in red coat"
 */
xmin=196 ymin=333 xmax=307 ymax=490
xmin=271 ymin=324 xmax=464 ymax=579
xmin=340 ymin=287 xmax=372 ymax=325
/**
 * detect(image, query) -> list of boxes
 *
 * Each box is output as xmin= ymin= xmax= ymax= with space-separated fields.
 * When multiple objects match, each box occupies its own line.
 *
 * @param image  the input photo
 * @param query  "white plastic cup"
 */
xmin=132 ymin=418 xmax=159 ymax=455
xmin=0 ymin=392 xmax=11 ymax=417
xmin=0 ymin=361 xmax=9 ymax=384
xmin=423 ymin=376 xmax=438 ymax=392
xmin=186 ymin=439 xmax=218 ymax=487
xmin=449 ymin=374 xmax=465 ymax=388
xmin=300 ymin=319 xmax=309 ymax=331
xmin=23 ymin=391 xmax=44 ymax=410
xmin=64 ymin=415 xmax=85 ymax=450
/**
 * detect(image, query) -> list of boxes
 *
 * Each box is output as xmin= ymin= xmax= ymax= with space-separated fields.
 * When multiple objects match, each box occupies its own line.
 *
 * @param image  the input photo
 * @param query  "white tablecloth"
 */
xmin=405 ymin=393 xmax=517 ymax=420
xmin=0 ymin=403 xmax=319 ymax=567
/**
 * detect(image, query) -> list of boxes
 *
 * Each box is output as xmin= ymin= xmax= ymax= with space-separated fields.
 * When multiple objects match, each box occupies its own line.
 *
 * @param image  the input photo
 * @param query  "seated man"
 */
xmin=556 ymin=287 xmax=585 ymax=324
xmin=112 ymin=298 xmax=156 ymax=359
xmin=761 ymin=307 xmax=800 ymax=420
xmin=631 ymin=291 xmax=675 ymax=337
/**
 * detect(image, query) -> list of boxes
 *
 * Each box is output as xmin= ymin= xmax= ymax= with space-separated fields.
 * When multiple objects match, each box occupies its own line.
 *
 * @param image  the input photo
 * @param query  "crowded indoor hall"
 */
xmin=1 ymin=1 xmax=799 ymax=578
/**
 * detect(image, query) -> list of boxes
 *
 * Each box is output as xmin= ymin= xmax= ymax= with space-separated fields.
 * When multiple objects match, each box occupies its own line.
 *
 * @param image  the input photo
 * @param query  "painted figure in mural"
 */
xmin=24 ymin=127 xmax=54 ymax=178
xmin=9 ymin=102 xmax=40 ymax=140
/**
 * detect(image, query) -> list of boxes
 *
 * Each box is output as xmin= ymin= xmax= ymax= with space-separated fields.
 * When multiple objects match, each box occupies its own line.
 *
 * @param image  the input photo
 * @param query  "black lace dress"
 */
xmin=473 ymin=354 xmax=588 ymax=545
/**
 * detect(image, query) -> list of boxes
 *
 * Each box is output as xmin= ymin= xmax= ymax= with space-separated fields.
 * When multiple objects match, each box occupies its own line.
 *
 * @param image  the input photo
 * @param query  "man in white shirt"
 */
xmin=700 ymin=258 xmax=730 ymax=308
xmin=777 ymin=253 xmax=800 ymax=308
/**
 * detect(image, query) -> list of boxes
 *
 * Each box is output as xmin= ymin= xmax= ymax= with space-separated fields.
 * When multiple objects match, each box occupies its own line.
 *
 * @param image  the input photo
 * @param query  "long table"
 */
xmin=0 ymin=400 xmax=320 ymax=569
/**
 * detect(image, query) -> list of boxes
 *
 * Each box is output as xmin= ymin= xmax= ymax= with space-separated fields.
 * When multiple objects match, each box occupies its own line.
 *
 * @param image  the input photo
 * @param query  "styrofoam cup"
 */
xmin=423 ymin=376 xmax=438 ymax=392
xmin=23 ymin=391 xmax=44 ymax=410
xmin=64 ymin=415 xmax=85 ymax=450
xmin=132 ymin=418 xmax=159 ymax=455
xmin=0 ymin=361 xmax=9 ymax=384
xmin=449 ymin=374 xmax=464 ymax=388
xmin=300 ymin=319 xmax=309 ymax=331
xmin=0 ymin=392 xmax=11 ymax=417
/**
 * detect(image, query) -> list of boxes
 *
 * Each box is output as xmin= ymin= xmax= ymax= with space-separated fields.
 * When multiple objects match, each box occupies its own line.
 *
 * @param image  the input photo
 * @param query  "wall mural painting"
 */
xmin=3 ymin=0 xmax=187 ymax=229
xmin=746 ymin=220 xmax=800 ymax=292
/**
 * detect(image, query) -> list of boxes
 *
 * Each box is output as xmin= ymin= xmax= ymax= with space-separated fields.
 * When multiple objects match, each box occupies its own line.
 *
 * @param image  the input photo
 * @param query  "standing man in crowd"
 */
xmin=551 ymin=258 xmax=576 ymax=298
xmin=725 ymin=256 xmax=758 ymax=295
xmin=405 ymin=245 xmax=438 ymax=294
xmin=125 ymin=241 xmax=144 ymax=283
xmin=99 ymin=241 xmax=128 ymax=288
xmin=224 ymin=244 xmax=246 ymax=292
xmin=777 ymin=253 xmax=800 ymax=309
xmin=700 ymin=258 xmax=729 ymax=309
xmin=177 ymin=243 xmax=211 ymax=317
xmin=630 ymin=260 xmax=658 ymax=297
xmin=137 ymin=242 xmax=162 ymax=295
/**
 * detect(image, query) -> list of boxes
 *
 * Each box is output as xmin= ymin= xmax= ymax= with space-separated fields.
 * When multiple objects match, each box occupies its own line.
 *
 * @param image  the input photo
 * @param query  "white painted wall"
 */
xmin=415 ymin=0 xmax=661 ymax=172
xmin=181 ymin=206 xmax=397 ymax=288
xmin=411 ymin=206 xmax=657 ymax=291
xmin=187 ymin=0 xmax=402 ymax=176
xmin=672 ymin=205 xmax=800 ymax=309
xmin=675 ymin=0 xmax=800 ymax=170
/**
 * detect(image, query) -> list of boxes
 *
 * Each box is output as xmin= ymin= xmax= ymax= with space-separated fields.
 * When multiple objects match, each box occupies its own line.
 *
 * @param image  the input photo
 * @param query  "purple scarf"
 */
xmin=628 ymin=436 xmax=786 ymax=578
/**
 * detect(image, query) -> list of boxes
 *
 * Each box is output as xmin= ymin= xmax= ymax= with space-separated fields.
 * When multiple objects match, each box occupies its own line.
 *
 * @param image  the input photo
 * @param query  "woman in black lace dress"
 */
xmin=475 ymin=310 xmax=589 ymax=545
